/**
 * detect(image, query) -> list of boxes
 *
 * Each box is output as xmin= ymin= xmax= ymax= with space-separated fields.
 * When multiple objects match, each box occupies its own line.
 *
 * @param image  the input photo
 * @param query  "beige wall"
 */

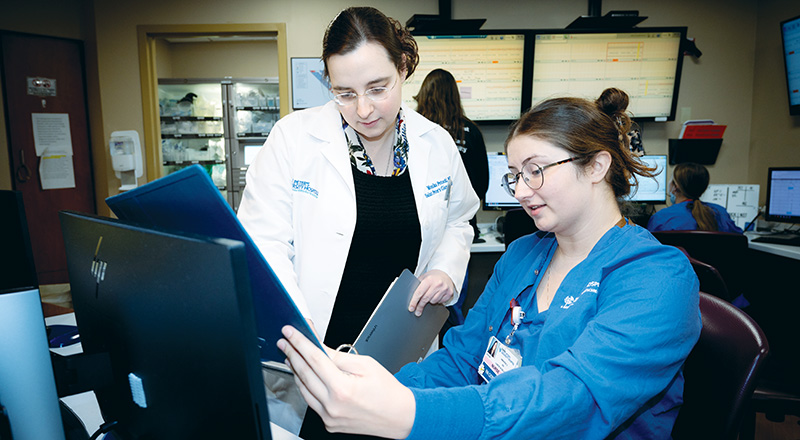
xmin=1 ymin=0 xmax=798 ymax=215
xmin=751 ymin=0 xmax=800 ymax=203
xmin=160 ymin=40 xmax=279 ymax=79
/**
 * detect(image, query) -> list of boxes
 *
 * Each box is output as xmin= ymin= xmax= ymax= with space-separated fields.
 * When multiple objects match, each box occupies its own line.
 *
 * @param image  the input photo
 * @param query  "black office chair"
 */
xmin=671 ymin=292 xmax=769 ymax=440
xmin=502 ymin=208 xmax=537 ymax=249
xmin=651 ymin=230 xmax=749 ymax=300
xmin=687 ymin=256 xmax=733 ymax=302
xmin=738 ymin=381 xmax=800 ymax=439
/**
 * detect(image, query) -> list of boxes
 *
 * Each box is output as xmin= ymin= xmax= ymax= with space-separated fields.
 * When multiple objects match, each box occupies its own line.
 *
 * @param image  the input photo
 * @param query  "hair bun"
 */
xmin=595 ymin=88 xmax=630 ymax=117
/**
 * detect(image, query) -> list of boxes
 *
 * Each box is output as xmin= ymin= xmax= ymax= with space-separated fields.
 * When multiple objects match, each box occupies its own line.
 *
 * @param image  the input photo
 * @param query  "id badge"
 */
xmin=478 ymin=336 xmax=522 ymax=383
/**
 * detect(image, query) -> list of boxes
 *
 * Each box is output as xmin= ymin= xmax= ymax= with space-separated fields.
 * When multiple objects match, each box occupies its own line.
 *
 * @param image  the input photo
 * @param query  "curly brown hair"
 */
xmin=322 ymin=7 xmax=419 ymax=80
xmin=505 ymin=88 xmax=656 ymax=199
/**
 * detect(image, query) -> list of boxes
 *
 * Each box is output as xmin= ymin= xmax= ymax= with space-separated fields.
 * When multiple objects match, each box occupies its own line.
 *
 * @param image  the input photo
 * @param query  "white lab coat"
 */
xmin=238 ymin=101 xmax=479 ymax=339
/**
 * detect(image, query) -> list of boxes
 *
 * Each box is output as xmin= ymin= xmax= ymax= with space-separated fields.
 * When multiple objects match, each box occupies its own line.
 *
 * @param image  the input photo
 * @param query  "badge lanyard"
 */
xmin=505 ymin=298 xmax=526 ymax=344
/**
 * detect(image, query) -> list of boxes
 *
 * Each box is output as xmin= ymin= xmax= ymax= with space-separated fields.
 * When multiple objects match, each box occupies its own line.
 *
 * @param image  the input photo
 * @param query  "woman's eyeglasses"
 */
xmin=332 ymin=76 xmax=398 ymax=107
xmin=501 ymin=157 xmax=581 ymax=197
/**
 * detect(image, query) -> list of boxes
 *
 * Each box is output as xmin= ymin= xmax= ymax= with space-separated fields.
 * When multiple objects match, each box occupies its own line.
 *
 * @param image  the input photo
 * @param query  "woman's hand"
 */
xmin=277 ymin=326 xmax=416 ymax=438
xmin=408 ymin=269 xmax=456 ymax=316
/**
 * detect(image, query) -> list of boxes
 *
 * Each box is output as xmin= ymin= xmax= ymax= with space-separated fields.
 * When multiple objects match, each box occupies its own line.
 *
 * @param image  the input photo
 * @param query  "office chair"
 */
xmin=686 ymin=256 xmax=733 ymax=302
xmin=671 ymin=292 xmax=769 ymax=440
xmin=502 ymin=208 xmax=538 ymax=249
xmin=651 ymin=231 xmax=749 ymax=300
xmin=738 ymin=381 xmax=800 ymax=439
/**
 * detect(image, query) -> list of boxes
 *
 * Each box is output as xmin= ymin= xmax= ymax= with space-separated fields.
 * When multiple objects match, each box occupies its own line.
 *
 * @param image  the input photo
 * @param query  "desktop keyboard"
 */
xmin=751 ymin=233 xmax=800 ymax=247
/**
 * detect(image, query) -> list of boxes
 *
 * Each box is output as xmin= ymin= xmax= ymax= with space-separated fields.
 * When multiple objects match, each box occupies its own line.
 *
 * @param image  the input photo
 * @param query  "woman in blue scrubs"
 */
xmin=277 ymin=88 xmax=702 ymax=440
xmin=647 ymin=162 xmax=743 ymax=233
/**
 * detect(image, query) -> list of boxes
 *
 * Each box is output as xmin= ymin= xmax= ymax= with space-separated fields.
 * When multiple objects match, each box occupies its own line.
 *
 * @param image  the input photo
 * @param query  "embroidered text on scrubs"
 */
xmin=562 ymin=281 xmax=599 ymax=309
xmin=292 ymin=180 xmax=319 ymax=198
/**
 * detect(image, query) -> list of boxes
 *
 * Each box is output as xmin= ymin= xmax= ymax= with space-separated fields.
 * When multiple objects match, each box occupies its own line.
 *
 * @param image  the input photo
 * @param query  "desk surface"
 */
xmin=471 ymin=224 xmax=505 ymax=253
xmin=745 ymin=232 xmax=800 ymax=260
xmin=46 ymin=313 xmax=301 ymax=440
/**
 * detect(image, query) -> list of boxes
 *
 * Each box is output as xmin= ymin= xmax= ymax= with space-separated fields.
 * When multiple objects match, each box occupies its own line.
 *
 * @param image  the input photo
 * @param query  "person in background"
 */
xmin=647 ymin=162 xmax=743 ymax=233
xmin=277 ymin=88 xmax=701 ymax=439
xmin=237 ymin=6 xmax=479 ymax=438
xmin=415 ymin=68 xmax=489 ymax=243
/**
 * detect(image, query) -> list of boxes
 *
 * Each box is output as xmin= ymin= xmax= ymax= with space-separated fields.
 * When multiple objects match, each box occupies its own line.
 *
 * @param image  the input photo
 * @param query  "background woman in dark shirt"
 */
xmin=415 ymin=68 xmax=489 ymax=242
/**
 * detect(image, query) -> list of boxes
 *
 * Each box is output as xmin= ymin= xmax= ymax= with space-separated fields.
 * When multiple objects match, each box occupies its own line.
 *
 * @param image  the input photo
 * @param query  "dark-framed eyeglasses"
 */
xmin=501 ymin=157 xmax=581 ymax=197
xmin=332 ymin=75 xmax=398 ymax=107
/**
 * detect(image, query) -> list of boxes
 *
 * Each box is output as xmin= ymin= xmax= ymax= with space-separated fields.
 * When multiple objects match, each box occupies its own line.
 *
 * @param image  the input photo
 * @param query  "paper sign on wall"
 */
xmin=31 ymin=113 xmax=75 ymax=190
xmin=700 ymin=184 xmax=759 ymax=230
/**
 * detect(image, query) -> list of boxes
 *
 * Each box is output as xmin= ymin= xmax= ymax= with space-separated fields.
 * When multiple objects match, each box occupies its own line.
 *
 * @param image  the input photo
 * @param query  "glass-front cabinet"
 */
xmin=158 ymin=78 xmax=280 ymax=210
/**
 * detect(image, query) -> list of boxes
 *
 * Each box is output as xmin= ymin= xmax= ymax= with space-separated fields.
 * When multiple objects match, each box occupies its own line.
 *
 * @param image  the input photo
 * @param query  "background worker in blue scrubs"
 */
xmin=278 ymin=88 xmax=702 ymax=439
xmin=647 ymin=162 xmax=743 ymax=233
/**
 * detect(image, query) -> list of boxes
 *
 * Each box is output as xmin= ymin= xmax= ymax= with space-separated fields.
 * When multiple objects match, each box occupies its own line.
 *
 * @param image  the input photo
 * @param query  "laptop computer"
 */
xmin=106 ymin=165 xmax=448 ymax=373
xmin=352 ymin=269 xmax=449 ymax=374
xmin=105 ymin=165 xmax=322 ymax=363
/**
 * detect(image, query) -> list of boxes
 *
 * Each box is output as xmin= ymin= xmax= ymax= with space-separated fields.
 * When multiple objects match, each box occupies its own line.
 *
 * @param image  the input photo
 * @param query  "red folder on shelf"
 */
xmin=680 ymin=124 xmax=727 ymax=139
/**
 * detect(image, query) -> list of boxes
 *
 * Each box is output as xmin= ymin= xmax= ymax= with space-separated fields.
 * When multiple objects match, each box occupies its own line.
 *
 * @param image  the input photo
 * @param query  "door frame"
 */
xmin=137 ymin=23 xmax=288 ymax=182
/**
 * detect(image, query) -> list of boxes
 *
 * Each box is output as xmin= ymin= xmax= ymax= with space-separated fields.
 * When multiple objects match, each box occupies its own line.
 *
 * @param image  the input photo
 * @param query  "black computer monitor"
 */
xmin=530 ymin=27 xmax=686 ymax=121
xmin=59 ymin=211 xmax=271 ymax=439
xmin=0 ymin=190 xmax=38 ymax=291
xmin=404 ymin=31 xmax=531 ymax=123
xmin=623 ymin=155 xmax=668 ymax=203
xmin=764 ymin=167 xmax=800 ymax=224
xmin=484 ymin=152 xmax=521 ymax=210
xmin=780 ymin=14 xmax=800 ymax=116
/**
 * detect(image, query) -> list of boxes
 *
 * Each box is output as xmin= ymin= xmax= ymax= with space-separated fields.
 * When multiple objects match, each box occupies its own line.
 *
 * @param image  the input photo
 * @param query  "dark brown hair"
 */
xmin=505 ymin=88 xmax=655 ymax=199
xmin=673 ymin=162 xmax=718 ymax=231
xmin=414 ymin=69 xmax=470 ymax=144
xmin=322 ymin=7 xmax=419 ymax=79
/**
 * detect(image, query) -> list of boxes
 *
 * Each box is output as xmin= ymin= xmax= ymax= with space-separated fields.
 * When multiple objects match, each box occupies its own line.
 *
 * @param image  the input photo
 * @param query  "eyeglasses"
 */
xmin=332 ymin=75 xmax=398 ymax=107
xmin=501 ymin=157 xmax=581 ymax=197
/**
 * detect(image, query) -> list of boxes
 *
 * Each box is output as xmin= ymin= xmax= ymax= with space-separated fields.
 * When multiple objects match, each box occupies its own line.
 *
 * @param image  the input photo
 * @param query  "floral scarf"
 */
xmin=343 ymin=109 xmax=409 ymax=176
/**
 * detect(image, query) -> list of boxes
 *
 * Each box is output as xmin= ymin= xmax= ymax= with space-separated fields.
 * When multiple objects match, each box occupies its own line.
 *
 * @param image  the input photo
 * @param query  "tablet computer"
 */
xmin=352 ymin=269 xmax=450 ymax=374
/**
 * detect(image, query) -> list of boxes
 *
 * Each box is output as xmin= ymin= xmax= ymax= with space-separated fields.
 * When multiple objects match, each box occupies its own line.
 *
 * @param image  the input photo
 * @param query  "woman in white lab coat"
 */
xmin=238 ymin=6 xmax=478 ymax=358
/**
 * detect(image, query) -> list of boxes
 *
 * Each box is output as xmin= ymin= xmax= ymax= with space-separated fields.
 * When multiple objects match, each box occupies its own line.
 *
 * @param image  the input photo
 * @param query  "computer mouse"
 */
xmin=47 ymin=324 xmax=80 ymax=348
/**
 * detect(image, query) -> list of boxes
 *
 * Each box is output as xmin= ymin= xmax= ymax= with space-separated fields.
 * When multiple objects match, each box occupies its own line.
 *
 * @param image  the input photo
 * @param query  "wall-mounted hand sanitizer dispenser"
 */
xmin=109 ymin=130 xmax=143 ymax=191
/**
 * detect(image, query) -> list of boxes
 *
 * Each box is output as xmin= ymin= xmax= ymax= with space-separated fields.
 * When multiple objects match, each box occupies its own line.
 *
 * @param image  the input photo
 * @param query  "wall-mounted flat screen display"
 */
xmin=530 ymin=28 xmax=686 ymax=121
xmin=780 ymin=15 xmax=800 ymax=116
xmin=404 ymin=32 xmax=529 ymax=123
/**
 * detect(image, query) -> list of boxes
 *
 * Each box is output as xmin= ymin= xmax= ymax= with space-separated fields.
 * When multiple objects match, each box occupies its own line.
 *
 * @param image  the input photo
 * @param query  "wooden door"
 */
xmin=1 ymin=32 xmax=96 ymax=285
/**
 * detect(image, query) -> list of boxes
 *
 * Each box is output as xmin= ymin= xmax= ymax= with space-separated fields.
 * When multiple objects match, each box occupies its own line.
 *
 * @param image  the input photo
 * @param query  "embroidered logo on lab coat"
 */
xmin=424 ymin=176 xmax=451 ymax=198
xmin=292 ymin=180 xmax=319 ymax=198
xmin=561 ymin=281 xmax=599 ymax=309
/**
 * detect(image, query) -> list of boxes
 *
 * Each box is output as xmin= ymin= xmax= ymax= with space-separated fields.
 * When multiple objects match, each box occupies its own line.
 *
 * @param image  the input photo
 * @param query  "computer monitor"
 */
xmin=530 ymin=27 xmax=687 ymax=121
xmin=0 ymin=191 xmax=65 ymax=440
xmin=780 ymin=14 xmax=800 ymax=116
xmin=59 ymin=211 xmax=271 ymax=439
xmin=764 ymin=167 xmax=800 ymax=224
xmin=0 ymin=190 xmax=38 ymax=291
xmin=291 ymin=57 xmax=333 ymax=110
xmin=624 ymin=154 xmax=668 ymax=203
xmin=484 ymin=152 xmax=521 ymax=210
xmin=404 ymin=31 xmax=530 ymax=123
xmin=0 ymin=288 xmax=66 ymax=440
